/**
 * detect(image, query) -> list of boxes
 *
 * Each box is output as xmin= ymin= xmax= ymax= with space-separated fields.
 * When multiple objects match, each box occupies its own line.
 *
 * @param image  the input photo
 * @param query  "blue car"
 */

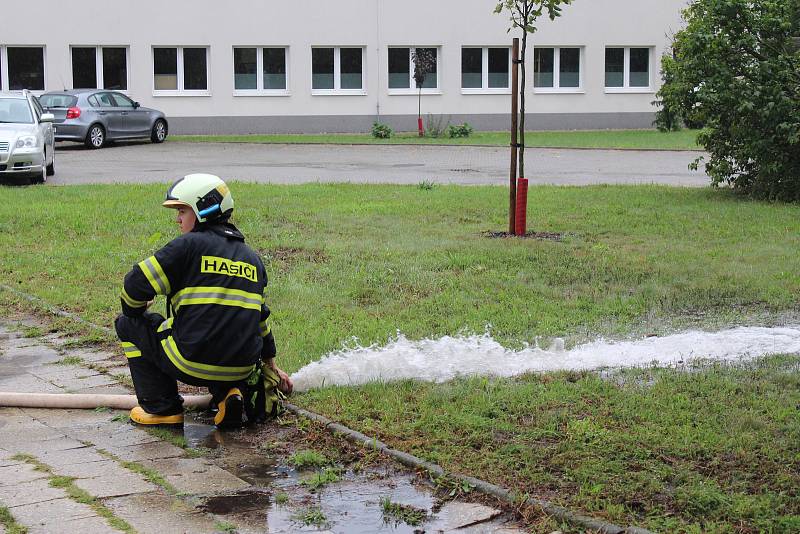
xmin=39 ymin=90 xmax=168 ymax=149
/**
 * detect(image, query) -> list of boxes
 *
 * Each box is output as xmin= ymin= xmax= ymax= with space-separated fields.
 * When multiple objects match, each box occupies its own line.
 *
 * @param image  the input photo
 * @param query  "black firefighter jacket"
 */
xmin=120 ymin=222 xmax=276 ymax=382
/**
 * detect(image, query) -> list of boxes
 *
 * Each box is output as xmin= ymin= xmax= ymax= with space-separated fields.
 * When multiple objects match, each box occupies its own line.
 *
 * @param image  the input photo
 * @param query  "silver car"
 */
xmin=39 ymin=90 xmax=168 ymax=149
xmin=0 ymin=90 xmax=55 ymax=184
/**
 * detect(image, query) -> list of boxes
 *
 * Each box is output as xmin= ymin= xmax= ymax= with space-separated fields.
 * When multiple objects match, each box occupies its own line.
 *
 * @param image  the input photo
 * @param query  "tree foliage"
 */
xmin=655 ymin=0 xmax=800 ymax=201
xmin=411 ymin=48 xmax=436 ymax=89
xmin=495 ymin=0 xmax=573 ymax=179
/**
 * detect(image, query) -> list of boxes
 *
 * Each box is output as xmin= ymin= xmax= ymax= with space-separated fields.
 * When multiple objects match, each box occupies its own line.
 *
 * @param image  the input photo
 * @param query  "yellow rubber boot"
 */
xmin=129 ymin=406 xmax=183 ymax=426
xmin=214 ymin=388 xmax=244 ymax=429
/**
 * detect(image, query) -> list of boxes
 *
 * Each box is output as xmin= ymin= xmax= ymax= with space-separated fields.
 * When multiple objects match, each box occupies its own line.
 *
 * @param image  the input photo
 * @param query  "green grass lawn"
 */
xmin=1 ymin=183 xmax=798 ymax=532
xmin=171 ymin=129 xmax=702 ymax=151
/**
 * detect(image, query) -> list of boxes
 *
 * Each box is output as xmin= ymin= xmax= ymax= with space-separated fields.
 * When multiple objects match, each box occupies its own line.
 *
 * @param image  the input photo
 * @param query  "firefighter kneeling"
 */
xmin=115 ymin=173 xmax=292 ymax=428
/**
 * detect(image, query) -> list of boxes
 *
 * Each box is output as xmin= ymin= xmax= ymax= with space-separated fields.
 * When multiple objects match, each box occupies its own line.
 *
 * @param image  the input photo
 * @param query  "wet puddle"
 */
xmin=180 ymin=418 xmax=492 ymax=533
xmin=200 ymin=489 xmax=272 ymax=514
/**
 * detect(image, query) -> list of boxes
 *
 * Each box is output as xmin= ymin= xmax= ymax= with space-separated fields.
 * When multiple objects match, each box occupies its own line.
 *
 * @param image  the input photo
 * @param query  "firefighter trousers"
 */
xmin=115 ymin=312 xmax=243 ymax=415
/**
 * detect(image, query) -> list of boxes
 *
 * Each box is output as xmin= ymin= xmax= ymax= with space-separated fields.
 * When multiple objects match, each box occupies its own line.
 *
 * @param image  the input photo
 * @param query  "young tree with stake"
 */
xmin=412 ymin=48 xmax=436 ymax=137
xmin=495 ymin=0 xmax=573 ymax=179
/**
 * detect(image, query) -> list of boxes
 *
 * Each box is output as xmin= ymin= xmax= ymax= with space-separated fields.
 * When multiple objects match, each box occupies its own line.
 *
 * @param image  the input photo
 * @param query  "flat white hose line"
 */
xmin=0 ymin=392 xmax=211 ymax=410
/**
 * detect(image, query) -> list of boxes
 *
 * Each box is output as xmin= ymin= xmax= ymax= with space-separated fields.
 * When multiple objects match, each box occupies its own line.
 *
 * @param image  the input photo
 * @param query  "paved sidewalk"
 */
xmin=0 ymin=319 xmax=529 ymax=534
xmin=49 ymin=141 xmax=710 ymax=187
xmin=0 ymin=322 xmax=239 ymax=533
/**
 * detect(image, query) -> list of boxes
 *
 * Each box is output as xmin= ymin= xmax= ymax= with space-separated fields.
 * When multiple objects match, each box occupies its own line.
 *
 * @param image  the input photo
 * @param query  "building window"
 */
xmin=1 ymin=46 xmax=45 ymax=91
xmin=233 ymin=47 xmax=288 ymax=94
xmin=153 ymin=47 xmax=209 ymax=94
xmin=388 ymin=47 xmax=439 ymax=93
xmin=605 ymin=47 xmax=652 ymax=91
xmin=461 ymin=47 xmax=510 ymax=93
xmin=533 ymin=47 xmax=582 ymax=92
xmin=264 ymin=48 xmax=287 ymax=90
xmin=311 ymin=47 xmax=364 ymax=94
xmin=71 ymin=46 xmax=128 ymax=90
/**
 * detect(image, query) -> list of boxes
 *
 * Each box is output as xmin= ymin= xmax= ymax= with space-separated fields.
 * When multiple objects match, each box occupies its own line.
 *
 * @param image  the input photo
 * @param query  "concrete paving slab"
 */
xmin=22 ymin=407 xmax=116 ymax=427
xmin=50 ymin=459 xmax=119 ymax=479
xmin=39 ymin=333 xmax=69 ymax=345
xmin=0 ymin=409 xmax=53 ymax=427
xmin=43 ymin=516 xmax=115 ymax=534
xmin=103 ymin=365 xmax=132 ymax=377
xmin=142 ymin=458 xmax=250 ymax=495
xmin=73 ymin=471 xmax=159 ymax=498
xmin=0 ymin=373 xmax=64 ymax=393
xmin=67 ymin=423 xmax=161 ymax=451
xmin=0 ymin=463 xmax=49 ymax=487
xmin=0 ymin=424 xmax=66 ymax=445
xmin=0 ymin=345 xmax=62 ymax=363
xmin=105 ymin=492 xmax=222 ymax=534
xmin=15 ymin=436 xmax=89 ymax=455
xmin=0 ymin=479 xmax=65 ymax=507
xmin=27 ymin=365 xmax=102 ymax=382
xmin=426 ymin=501 xmax=503 ymax=531
xmin=10 ymin=498 xmax=110 ymax=534
xmin=112 ymin=439 xmax=186 ymax=462
xmin=32 ymin=446 xmax=108 ymax=469
xmin=0 ymin=407 xmax=25 ymax=417
xmin=65 ymin=373 xmax=120 ymax=389
xmin=0 ymin=452 xmax=22 ymax=468
xmin=72 ymin=349 xmax=120 ymax=363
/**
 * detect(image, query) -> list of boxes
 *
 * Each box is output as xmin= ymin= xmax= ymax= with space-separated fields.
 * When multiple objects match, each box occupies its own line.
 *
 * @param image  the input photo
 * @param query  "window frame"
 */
xmin=0 ymin=45 xmax=46 ymax=93
xmin=69 ymin=45 xmax=129 ymax=92
xmin=151 ymin=46 xmax=211 ymax=97
xmin=232 ymin=46 xmax=290 ymax=96
xmin=310 ymin=46 xmax=366 ymax=96
xmin=461 ymin=46 xmax=512 ymax=95
xmin=604 ymin=46 xmax=654 ymax=93
xmin=387 ymin=46 xmax=441 ymax=95
xmin=532 ymin=46 xmax=584 ymax=94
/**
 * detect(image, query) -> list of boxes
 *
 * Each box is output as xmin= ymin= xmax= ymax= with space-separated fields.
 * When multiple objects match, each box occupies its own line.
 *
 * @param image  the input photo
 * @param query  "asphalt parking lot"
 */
xmin=45 ymin=140 xmax=710 ymax=187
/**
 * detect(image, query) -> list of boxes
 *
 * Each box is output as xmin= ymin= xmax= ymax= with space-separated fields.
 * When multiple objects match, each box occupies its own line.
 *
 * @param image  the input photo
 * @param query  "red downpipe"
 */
xmin=515 ymin=177 xmax=528 ymax=236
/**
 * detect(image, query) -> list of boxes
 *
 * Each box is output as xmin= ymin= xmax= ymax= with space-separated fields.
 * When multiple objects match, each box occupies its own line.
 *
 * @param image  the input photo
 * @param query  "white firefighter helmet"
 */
xmin=163 ymin=173 xmax=234 ymax=223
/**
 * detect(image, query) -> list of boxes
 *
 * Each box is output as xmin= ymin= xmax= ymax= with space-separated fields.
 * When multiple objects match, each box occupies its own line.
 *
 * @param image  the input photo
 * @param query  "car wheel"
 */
xmin=151 ymin=119 xmax=167 ymax=143
xmin=31 ymin=154 xmax=46 ymax=185
xmin=46 ymin=149 xmax=55 ymax=177
xmin=85 ymin=124 xmax=105 ymax=149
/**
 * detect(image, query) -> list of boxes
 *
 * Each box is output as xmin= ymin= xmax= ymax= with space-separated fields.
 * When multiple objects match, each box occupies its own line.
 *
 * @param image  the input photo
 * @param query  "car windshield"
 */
xmin=0 ymin=98 xmax=33 ymax=124
xmin=38 ymin=94 xmax=78 ymax=108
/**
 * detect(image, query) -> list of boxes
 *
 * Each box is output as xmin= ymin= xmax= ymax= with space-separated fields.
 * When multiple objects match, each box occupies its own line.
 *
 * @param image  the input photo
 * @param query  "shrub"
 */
xmin=371 ymin=122 xmax=393 ymax=139
xmin=425 ymin=114 xmax=450 ymax=138
xmin=654 ymin=0 xmax=800 ymax=201
xmin=447 ymin=122 xmax=474 ymax=138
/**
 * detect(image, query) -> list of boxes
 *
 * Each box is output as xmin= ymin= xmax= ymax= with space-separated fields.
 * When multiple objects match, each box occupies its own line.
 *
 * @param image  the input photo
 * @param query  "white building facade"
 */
xmin=1 ymin=0 xmax=686 ymax=134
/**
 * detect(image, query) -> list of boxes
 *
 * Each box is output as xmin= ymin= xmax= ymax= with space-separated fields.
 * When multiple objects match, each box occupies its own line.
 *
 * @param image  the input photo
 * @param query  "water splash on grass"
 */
xmin=291 ymin=325 xmax=800 ymax=392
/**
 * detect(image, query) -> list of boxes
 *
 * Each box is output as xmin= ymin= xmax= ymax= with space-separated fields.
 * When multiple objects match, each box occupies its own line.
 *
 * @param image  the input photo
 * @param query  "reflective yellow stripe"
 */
xmin=138 ymin=256 xmax=171 ymax=295
xmin=157 ymin=317 xmax=174 ymax=333
xmin=120 ymin=341 xmax=142 ymax=359
xmin=120 ymin=288 xmax=147 ymax=308
xmin=160 ymin=335 xmax=255 ymax=382
xmin=172 ymin=286 xmax=262 ymax=312
xmin=259 ymin=319 xmax=271 ymax=337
